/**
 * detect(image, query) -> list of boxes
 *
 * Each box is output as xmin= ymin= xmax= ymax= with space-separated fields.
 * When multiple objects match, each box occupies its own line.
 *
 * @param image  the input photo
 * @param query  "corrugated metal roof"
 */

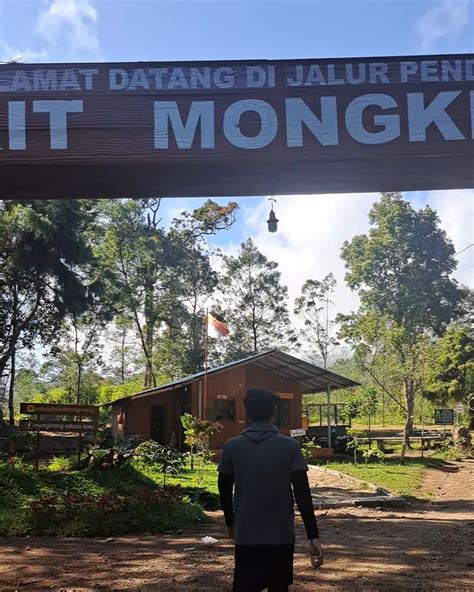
xmin=105 ymin=350 xmax=359 ymax=406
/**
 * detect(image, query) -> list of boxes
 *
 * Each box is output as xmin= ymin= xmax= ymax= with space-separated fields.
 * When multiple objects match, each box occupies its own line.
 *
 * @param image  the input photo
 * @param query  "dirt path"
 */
xmin=1 ymin=460 xmax=473 ymax=591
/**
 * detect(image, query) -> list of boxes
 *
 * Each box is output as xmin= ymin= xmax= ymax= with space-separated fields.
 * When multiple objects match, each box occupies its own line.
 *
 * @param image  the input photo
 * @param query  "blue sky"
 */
xmin=0 ymin=0 xmax=472 ymax=337
xmin=1 ymin=0 xmax=472 ymax=62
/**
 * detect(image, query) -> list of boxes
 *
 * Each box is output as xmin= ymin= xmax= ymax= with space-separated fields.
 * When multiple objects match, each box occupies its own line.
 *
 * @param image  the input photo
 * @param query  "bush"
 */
xmin=301 ymin=441 xmax=314 ymax=462
xmin=114 ymin=433 xmax=144 ymax=454
xmin=360 ymin=443 xmax=385 ymax=464
xmin=134 ymin=441 xmax=186 ymax=485
xmin=0 ymin=428 xmax=35 ymax=458
xmin=0 ymin=459 xmax=208 ymax=537
xmin=48 ymin=455 xmax=76 ymax=472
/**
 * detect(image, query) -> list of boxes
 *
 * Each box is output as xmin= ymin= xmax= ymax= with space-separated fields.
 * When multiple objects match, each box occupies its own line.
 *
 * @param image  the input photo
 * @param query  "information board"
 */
xmin=20 ymin=402 xmax=99 ymax=416
xmin=19 ymin=419 xmax=98 ymax=433
xmin=434 ymin=408 xmax=455 ymax=425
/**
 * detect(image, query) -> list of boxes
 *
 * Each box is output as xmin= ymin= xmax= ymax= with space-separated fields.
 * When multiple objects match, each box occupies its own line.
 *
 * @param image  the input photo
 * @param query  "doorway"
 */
xmin=150 ymin=405 xmax=166 ymax=443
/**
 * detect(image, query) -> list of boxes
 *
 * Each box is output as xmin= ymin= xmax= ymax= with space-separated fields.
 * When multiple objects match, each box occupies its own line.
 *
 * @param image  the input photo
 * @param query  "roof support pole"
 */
xmin=198 ymin=380 xmax=202 ymax=419
xmin=326 ymin=384 xmax=332 ymax=450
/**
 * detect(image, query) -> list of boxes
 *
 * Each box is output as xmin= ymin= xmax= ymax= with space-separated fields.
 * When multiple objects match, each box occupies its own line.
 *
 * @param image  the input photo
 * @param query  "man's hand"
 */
xmin=228 ymin=526 xmax=235 ymax=540
xmin=309 ymin=538 xmax=324 ymax=568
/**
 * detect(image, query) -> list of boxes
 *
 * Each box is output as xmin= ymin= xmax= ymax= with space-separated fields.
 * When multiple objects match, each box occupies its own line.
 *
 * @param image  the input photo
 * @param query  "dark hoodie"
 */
xmin=218 ymin=423 xmax=309 ymax=545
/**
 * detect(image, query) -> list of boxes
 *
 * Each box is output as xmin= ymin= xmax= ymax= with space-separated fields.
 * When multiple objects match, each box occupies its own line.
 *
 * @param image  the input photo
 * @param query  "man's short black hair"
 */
xmin=244 ymin=388 xmax=279 ymax=422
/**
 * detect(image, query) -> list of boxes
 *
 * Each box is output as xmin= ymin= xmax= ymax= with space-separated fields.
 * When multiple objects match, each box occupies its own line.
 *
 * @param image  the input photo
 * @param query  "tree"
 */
xmin=100 ymin=199 xmax=237 ymax=388
xmin=425 ymin=325 xmax=474 ymax=404
xmin=294 ymin=273 xmax=339 ymax=368
xmin=0 ymin=200 xmax=98 ymax=425
xmin=216 ymin=239 xmax=294 ymax=361
xmin=339 ymin=193 xmax=463 ymax=458
xmin=180 ymin=413 xmax=222 ymax=481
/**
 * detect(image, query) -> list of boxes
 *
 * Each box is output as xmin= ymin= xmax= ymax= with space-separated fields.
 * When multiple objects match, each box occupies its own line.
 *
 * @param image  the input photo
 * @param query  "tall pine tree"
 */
xmin=216 ymin=239 xmax=293 ymax=362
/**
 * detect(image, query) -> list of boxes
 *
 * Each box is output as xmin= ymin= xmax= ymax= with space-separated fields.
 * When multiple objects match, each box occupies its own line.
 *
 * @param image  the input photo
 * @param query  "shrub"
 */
xmin=48 ymin=456 xmax=76 ymax=472
xmin=180 ymin=414 xmax=222 ymax=480
xmin=360 ymin=443 xmax=385 ymax=465
xmin=301 ymin=442 xmax=314 ymax=462
xmin=114 ymin=433 xmax=144 ymax=454
xmin=134 ymin=441 xmax=186 ymax=485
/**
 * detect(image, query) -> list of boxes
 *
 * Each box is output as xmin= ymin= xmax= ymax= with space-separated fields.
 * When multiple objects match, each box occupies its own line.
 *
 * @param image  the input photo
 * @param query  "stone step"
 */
xmin=311 ymin=495 xmax=406 ymax=509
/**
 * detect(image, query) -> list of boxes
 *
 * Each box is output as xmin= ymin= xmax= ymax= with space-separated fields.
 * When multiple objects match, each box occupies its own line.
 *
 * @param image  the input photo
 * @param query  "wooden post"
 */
xmin=78 ymin=414 xmax=83 ymax=467
xmin=35 ymin=413 xmax=40 ymax=471
xmin=326 ymin=384 xmax=331 ymax=449
xmin=203 ymin=311 xmax=209 ymax=420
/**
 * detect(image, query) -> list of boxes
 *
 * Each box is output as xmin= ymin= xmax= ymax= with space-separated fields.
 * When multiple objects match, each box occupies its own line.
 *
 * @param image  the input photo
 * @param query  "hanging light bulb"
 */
xmin=267 ymin=197 xmax=279 ymax=233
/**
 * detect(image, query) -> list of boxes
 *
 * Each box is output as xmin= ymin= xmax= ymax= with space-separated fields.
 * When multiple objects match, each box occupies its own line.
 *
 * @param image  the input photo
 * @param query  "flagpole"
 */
xmin=204 ymin=309 xmax=209 ymax=420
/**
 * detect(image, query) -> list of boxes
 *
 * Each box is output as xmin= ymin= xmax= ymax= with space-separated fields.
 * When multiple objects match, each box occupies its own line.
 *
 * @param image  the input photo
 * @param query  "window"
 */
xmin=207 ymin=399 xmax=235 ymax=421
xmin=275 ymin=400 xmax=290 ymax=427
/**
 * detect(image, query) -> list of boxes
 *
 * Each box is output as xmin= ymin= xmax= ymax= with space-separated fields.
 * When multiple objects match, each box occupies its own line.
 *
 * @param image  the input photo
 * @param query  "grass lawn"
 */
xmin=0 ymin=458 xmax=218 ymax=537
xmin=313 ymin=458 xmax=441 ymax=498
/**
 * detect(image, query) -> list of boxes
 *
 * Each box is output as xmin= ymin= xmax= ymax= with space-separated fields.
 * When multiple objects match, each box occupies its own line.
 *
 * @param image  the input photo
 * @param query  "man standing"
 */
xmin=218 ymin=388 xmax=323 ymax=592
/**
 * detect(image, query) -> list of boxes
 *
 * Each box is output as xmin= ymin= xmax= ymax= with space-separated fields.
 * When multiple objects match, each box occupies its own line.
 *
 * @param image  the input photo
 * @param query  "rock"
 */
xmin=201 ymin=536 xmax=219 ymax=545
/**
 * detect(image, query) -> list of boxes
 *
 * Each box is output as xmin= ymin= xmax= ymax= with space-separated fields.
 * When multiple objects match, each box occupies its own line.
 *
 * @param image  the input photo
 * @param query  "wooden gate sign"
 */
xmin=1 ymin=54 xmax=473 ymax=199
xmin=19 ymin=419 xmax=98 ymax=433
xmin=20 ymin=402 xmax=99 ymax=416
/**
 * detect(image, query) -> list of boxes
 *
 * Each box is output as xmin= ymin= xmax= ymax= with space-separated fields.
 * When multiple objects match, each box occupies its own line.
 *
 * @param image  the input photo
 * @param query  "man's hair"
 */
xmin=244 ymin=388 xmax=279 ymax=422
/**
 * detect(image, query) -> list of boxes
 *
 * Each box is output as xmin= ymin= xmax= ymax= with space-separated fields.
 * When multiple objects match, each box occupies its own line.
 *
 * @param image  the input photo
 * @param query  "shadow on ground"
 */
xmin=1 ymin=505 xmax=473 ymax=591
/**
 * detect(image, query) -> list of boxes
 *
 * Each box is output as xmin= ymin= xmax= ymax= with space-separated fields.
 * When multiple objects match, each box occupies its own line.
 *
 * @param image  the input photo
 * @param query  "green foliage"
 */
xmin=1 ymin=429 xmax=35 ymax=456
xmin=359 ymin=443 xmax=385 ymax=465
xmin=0 ymin=200 xmax=101 ymax=421
xmin=214 ymin=238 xmax=294 ymax=362
xmin=47 ymin=456 xmax=76 ymax=472
xmin=0 ymin=459 xmax=207 ymax=537
xmin=294 ymin=273 xmax=338 ymax=368
xmin=338 ymin=193 xmax=464 ymax=455
xmin=323 ymin=458 xmax=428 ymax=497
xmin=114 ymin=433 xmax=145 ymax=454
xmin=425 ymin=324 xmax=474 ymax=403
xmin=301 ymin=441 xmax=314 ymax=462
xmin=133 ymin=441 xmax=185 ymax=485
xmin=98 ymin=198 xmax=237 ymax=388
xmin=180 ymin=414 xmax=222 ymax=481
xmin=339 ymin=387 xmax=378 ymax=423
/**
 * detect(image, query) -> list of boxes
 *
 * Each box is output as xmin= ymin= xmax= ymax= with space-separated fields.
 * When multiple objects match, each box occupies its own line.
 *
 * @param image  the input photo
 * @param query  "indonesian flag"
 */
xmin=207 ymin=313 xmax=230 ymax=338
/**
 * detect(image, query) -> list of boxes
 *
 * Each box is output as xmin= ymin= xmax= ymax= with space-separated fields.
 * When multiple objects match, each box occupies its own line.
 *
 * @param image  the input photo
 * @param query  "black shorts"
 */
xmin=233 ymin=543 xmax=295 ymax=592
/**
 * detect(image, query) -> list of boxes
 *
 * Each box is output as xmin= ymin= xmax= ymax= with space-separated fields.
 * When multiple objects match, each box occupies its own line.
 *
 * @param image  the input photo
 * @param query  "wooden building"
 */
xmin=108 ymin=350 xmax=358 ymax=450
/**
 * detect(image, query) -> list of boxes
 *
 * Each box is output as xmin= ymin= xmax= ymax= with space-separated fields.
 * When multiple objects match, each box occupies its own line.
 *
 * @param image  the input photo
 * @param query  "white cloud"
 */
xmin=424 ymin=188 xmax=474 ymax=288
xmin=35 ymin=0 xmax=100 ymax=60
xmin=241 ymin=193 xmax=376 ymax=320
xmin=416 ymin=0 xmax=471 ymax=52
xmin=220 ymin=191 xmax=473 ymax=361
xmin=0 ymin=44 xmax=49 ymax=63
xmin=1 ymin=0 xmax=100 ymax=63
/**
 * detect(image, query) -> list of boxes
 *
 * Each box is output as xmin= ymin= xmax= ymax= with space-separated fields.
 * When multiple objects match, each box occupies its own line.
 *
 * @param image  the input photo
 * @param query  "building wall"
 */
xmin=111 ymin=385 xmax=191 ymax=444
xmin=192 ymin=365 xmax=247 ymax=448
xmin=245 ymin=363 xmax=303 ymax=437
xmin=111 ymin=363 xmax=303 ymax=449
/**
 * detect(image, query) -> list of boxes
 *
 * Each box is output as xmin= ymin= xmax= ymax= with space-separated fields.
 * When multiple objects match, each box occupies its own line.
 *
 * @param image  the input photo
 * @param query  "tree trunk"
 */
xmin=8 ymin=351 xmax=15 ymax=426
xmin=144 ymin=322 xmax=155 ymax=388
xmin=400 ymin=378 xmax=414 ymax=462
xmin=252 ymin=305 xmax=258 ymax=355
xmin=76 ymin=363 xmax=83 ymax=405
xmin=121 ymin=327 xmax=126 ymax=384
xmin=143 ymin=281 xmax=157 ymax=388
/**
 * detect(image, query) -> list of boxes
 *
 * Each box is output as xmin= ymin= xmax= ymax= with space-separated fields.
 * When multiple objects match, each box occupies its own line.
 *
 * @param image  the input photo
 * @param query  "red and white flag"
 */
xmin=207 ymin=313 xmax=230 ymax=338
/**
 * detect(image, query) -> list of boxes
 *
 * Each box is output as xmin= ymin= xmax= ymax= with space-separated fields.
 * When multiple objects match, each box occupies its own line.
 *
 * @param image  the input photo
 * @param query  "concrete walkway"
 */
xmin=307 ymin=465 xmax=405 ymax=508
